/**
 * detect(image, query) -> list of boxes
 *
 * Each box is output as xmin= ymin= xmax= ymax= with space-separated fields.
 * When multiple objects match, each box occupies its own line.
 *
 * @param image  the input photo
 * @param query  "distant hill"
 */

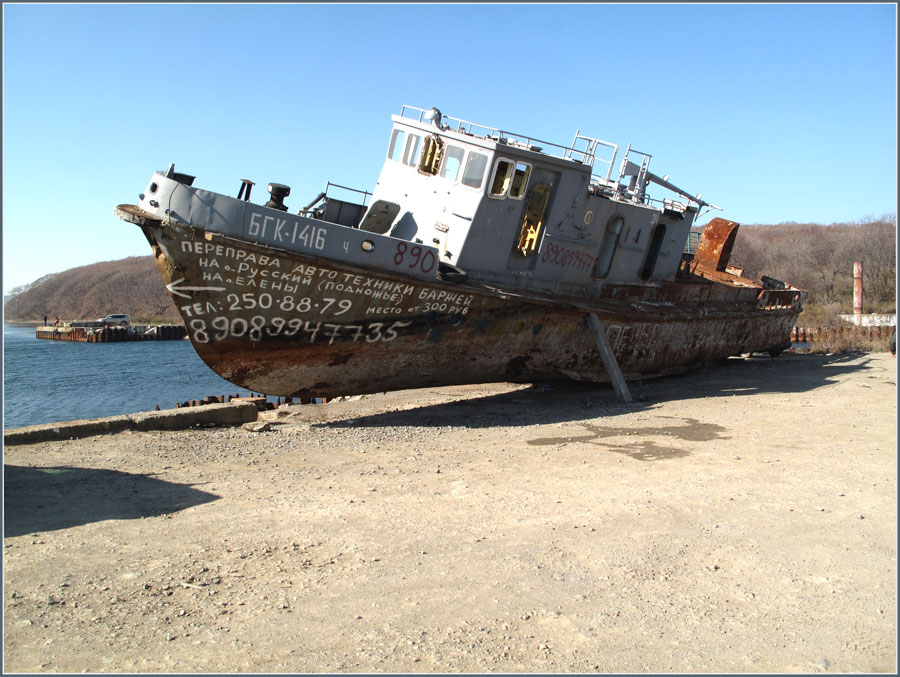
xmin=3 ymin=256 xmax=181 ymax=324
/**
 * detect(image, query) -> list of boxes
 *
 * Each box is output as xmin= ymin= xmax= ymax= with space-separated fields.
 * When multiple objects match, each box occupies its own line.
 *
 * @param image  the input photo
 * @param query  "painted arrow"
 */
xmin=166 ymin=278 xmax=226 ymax=299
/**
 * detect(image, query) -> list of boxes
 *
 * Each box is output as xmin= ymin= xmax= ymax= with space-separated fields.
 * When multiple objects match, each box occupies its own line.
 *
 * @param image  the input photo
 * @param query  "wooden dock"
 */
xmin=36 ymin=324 xmax=187 ymax=343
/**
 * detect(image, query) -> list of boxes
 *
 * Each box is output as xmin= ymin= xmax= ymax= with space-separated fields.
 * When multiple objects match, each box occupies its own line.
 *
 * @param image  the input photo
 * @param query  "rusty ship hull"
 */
xmin=126 ymin=211 xmax=801 ymax=400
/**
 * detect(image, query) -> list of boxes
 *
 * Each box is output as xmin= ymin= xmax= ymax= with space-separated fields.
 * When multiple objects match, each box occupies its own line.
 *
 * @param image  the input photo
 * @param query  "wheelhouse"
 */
xmin=359 ymin=106 xmax=714 ymax=297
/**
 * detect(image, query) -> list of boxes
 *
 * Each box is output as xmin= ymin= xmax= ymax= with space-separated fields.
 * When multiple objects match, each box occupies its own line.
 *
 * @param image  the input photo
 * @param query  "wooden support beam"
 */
xmin=586 ymin=313 xmax=633 ymax=404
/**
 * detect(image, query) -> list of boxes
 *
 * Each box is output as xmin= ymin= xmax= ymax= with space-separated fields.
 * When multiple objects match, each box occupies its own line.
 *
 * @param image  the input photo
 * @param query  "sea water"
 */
xmin=3 ymin=324 xmax=259 ymax=429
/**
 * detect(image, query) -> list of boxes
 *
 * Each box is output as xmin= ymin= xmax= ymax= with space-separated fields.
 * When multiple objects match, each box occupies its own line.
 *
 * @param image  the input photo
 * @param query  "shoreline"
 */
xmin=3 ymin=348 xmax=893 ymax=434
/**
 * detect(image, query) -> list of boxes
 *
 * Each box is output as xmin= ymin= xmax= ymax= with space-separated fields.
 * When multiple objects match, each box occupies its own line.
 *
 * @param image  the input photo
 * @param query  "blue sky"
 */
xmin=2 ymin=2 xmax=896 ymax=294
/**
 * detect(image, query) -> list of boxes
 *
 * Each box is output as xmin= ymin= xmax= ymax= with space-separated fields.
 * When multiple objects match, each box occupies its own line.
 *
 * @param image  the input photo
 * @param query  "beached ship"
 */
xmin=115 ymin=105 xmax=805 ymax=402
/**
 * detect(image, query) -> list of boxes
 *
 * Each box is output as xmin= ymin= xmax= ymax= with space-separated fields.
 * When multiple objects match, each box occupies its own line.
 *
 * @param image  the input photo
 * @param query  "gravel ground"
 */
xmin=3 ymin=352 xmax=897 ymax=673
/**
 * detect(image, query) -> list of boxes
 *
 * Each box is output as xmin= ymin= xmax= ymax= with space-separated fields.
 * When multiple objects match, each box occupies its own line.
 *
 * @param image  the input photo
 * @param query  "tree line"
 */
xmin=729 ymin=215 xmax=896 ymax=324
xmin=3 ymin=256 xmax=180 ymax=324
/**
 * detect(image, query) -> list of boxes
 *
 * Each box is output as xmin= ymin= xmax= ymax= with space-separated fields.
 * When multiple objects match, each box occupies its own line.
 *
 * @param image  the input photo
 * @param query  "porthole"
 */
xmin=583 ymin=210 xmax=593 ymax=226
xmin=361 ymin=240 xmax=375 ymax=252
xmin=149 ymin=182 xmax=158 ymax=194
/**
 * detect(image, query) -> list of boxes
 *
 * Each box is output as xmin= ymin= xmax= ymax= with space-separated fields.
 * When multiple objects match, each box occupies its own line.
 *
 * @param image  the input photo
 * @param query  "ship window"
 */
xmin=489 ymin=158 xmax=516 ymax=198
xmin=419 ymin=135 xmax=444 ymax=175
xmin=594 ymin=215 xmax=625 ymax=278
xmin=513 ymin=184 xmax=550 ymax=258
xmin=639 ymin=223 xmax=667 ymax=281
xmin=388 ymin=129 xmax=406 ymax=162
xmin=462 ymin=151 xmax=488 ymax=188
xmin=440 ymin=145 xmax=465 ymax=181
xmin=510 ymin=162 xmax=531 ymax=199
xmin=403 ymin=133 xmax=422 ymax=166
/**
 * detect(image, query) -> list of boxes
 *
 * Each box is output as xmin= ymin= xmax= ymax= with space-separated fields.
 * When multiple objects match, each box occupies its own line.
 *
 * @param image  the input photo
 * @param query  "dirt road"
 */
xmin=3 ymin=352 xmax=896 ymax=673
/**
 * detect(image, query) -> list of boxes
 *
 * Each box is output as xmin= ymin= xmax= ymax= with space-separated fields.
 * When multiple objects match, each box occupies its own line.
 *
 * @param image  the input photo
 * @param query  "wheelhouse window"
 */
xmin=388 ymin=129 xmax=422 ymax=167
xmin=513 ymin=184 xmax=550 ymax=258
xmin=489 ymin=158 xmax=516 ymax=198
xmin=403 ymin=133 xmax=422 ymax=166
xmin=510 ymin=162 xmax=531 ymax=199
xmin=594 ymin=215 xmax=624 ymax=278
xmin=489 ymin=159 xmax=531 ymax=199
xmin=388 ymin=129 xmax=406 ymax=162
xmin=419 ymin=135 xmax=444 ymax=175
xmin=462 ymin=151 xmax=488 ymax=188
xmin=440 ymin=145 xmax=465 ymax=181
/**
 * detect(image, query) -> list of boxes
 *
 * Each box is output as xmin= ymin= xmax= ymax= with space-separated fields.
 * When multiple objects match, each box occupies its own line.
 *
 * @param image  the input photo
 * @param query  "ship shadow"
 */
xmin=322 ymin=352 xmax=879 ymax=430
xmin=643 ymin=352 xmax=882 ymax=404
xmin=3 ymin=465 xmax=220 ymax=538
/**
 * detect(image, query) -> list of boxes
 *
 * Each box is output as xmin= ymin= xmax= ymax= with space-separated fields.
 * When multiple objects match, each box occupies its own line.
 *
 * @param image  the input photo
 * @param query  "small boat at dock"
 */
xmin=115 ymin=105 xmax=805 ymax=401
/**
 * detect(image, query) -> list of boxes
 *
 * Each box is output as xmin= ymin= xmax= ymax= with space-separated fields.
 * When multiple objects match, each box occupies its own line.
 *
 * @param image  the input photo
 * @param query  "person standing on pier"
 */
xmin=54 ymin=316 xmax=59 ymax=327
xmin=43 ymin=315 xmax=47 ymax=326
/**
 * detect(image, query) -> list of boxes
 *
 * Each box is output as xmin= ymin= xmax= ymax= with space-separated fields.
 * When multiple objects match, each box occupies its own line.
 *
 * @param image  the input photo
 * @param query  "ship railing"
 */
xmin=587 ymin=144 xmax=653 ymax=206
xmin=642 ymin=196 xmax=690 ymax=213
xmin=758 ymin=288 xmax=804 ymax=310
xmin=298 ymin=181 xmax=372 ymax=226
xmin=323 ymin=181 xmax=372 ymax=206
xmin=400 ymin=105 xmax=617 ymax=169
xmin=587 ymin=145 xmax=719 ymax=216
xmin=613 ymin=145 xmax=693 ymax=210
xmin=589 ymin=147 xmax=701 ymax=214
xmin=619 ymin=144 xmax=652 ymax=200
xmin=572 ymin=133 xmax=618 ymax=183
xmin=660 ymin=198 xmax=689 ymax=213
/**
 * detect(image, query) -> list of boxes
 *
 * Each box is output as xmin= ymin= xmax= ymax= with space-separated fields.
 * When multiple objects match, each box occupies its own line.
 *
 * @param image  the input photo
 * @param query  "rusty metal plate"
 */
xmin=694 ymin=217 xmax=740 ymax=272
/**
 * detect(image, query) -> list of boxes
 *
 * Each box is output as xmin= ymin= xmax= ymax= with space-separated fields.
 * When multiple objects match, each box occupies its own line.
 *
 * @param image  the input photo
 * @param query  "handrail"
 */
xmin=399 ymin=104 xmax=620 ymax=169
xmin=399 ymin=105 xmax=715 ymax=212
xmin=325 ymin=181 xmax=372 ymax=206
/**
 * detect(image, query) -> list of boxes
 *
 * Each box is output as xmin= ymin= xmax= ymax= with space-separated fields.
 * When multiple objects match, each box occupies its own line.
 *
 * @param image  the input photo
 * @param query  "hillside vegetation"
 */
xmin=3 ymin=256 xmax=180 ymax=324
xmin=3 ymin=216 xmax=895 ymax=327
xmin=729 ymin=215 xmax=896 ymax=325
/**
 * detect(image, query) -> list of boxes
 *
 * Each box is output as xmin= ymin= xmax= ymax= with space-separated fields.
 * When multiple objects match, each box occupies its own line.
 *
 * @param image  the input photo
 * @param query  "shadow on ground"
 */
xmin=3 ymin=465 xmax=220 ymax=537
xmin=319 ymin=353 xmax=880 ymax=430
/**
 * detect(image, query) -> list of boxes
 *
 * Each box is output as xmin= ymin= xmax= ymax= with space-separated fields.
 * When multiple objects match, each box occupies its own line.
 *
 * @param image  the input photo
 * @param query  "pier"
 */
xmin=36 ymin=324 xmax=187 ymax=343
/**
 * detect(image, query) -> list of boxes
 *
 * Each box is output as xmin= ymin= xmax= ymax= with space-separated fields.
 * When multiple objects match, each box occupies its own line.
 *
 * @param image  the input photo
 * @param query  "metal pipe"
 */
xmin=301 ymin=191 xmax=327 ymax=212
